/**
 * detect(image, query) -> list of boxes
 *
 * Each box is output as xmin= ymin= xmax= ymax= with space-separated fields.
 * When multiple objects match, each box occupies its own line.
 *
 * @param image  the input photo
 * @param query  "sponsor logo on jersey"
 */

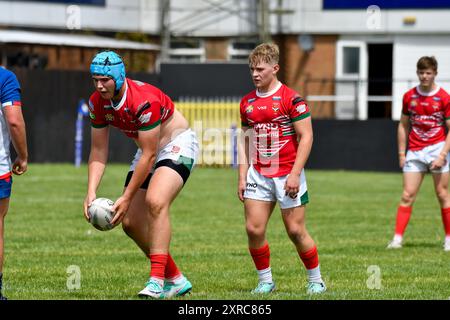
xmin=105 ymin=114 xmax=114 ymax=122
xmin=411 ymin=95 xmax=419 ymax=99
xmin=257 ymin=106 xmax=267 ymax=110
xmin=89 ymin=112 xmax=96 ymax=120
xmin=103 ymin=105 xmax=112 ymax=110
xmin=248 ymin=98 xmax=256 ymax=103
xmin=246 ymin=105 xmax=254 ymax=113
xmin=410 ymin=101 xmax=417 ymax=107
xmin=296 ymin=103 xmax=307 ymax=114
xmin=255 ymin=123 xmax=279 ymax=130
xmin=138 ymin=112 xmax=152 ymax=124
xmin=433 ymin=96 xmax=441 ymax=101
xmin=432 ymin=104 xmax=440 ymax=110
xmin=420 ymin=102 xmax=429 ymax=106
xmin=272 ymin=96 xmax=282 ymax=101
xmin=171 ymin=145 xmax=181 ymax=154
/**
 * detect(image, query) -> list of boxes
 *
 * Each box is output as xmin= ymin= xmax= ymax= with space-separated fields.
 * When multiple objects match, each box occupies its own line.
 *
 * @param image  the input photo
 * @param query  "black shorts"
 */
xmin=124 ymin=159 xmax=191 ymax=190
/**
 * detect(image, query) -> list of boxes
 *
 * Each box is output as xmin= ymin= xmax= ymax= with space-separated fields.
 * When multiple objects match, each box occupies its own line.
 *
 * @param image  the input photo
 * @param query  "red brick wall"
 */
xmin=277 ymin=35 xmax=337 ymax=118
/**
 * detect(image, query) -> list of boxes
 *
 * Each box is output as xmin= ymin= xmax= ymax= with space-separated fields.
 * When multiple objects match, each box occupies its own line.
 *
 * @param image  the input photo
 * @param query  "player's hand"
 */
xmin=238 ymin=179 xmax=246 ymax=202
xmin=84 ymin=193 xmax=96 ymax=221
xmin=284 ymin=173 xmax=300 ymax=199
xmin=399 ymin=153 xmax=406 ymax=168
xmin=431 ymin=153 xmax=447 ymax=170
xmin=111 ymin=195 xmax=131 ymax=225
xmin=12 ymin=156 xmax=27 ymax=175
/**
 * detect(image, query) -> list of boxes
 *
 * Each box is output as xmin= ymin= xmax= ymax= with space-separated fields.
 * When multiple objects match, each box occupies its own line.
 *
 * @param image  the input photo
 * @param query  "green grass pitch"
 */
xmin=3 ymin=164 xmax=450 ymax=300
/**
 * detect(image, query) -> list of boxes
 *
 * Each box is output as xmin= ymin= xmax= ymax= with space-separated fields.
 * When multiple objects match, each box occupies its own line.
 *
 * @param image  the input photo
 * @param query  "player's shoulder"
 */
xmin=403 ymin=86 xmax=418 ymax=99
xmin=280 ymin=84 xmax=306 ymax=106
xmin=88 ymin=91 xmax=108 ymax=113
xmin=436 ymin=86 xmax=450 ymax=99
xmin=129 ymin=78 xmax=161 ymax=94
xmin=0 ymin=66 xmax=19 ymax=86
xmin=240 ymin=90 xmax=258 ymax=108
xmin=241 ymin=89 xmax=257 ymax=101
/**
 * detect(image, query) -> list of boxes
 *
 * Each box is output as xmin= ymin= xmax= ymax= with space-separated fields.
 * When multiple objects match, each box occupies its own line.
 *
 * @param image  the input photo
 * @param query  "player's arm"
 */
xmin=84 ymin=126 xmax=110 ymax=221
xmin=285 ymin=116 xmax=313 ymax=197
xmin=3 ymin=105 xmax=28 ymax=175
xmin=431 ymin=118 xmax=450 ymax=170
xmin=397 ymin=114 xmax=409 ymax=168
xmin=111 ymin=125 xmax=159 ymax=225
xmin=238 ymin=125 xmax=250 ymax=202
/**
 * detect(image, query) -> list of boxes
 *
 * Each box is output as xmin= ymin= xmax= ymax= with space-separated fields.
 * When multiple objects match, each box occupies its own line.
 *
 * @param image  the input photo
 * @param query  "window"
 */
xmin=336 ymin=41 xmax=366 ymax=79
xmin=168 ymin=39 xmax=205 ymax=62
xmin=228 ymin=40 xmax=257 ymax=62
xmin=343 ymin=47 xmax=360 ymax=74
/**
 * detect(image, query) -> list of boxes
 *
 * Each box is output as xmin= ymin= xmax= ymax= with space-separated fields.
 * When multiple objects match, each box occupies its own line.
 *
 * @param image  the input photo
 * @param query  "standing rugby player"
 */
xmin=388 ymin=56 xmax=450 ymax=251
xmin=238 ymin=43 xmax=326 ymax=294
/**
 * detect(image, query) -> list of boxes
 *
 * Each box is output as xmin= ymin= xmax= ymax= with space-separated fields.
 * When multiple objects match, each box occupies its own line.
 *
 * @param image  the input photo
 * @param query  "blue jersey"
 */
xmin=0 ymin=67 xmax=21 ymax=108
xmin=0 ymin=67 xmax=22 ymax=176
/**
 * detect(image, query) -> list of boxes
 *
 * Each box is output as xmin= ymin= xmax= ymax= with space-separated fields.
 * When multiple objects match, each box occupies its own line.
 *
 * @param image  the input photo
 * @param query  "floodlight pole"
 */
xmin=258 ymin=0 xmax=271 ymax=43
xmin=160 ymin=0 xmax=171 ymax=62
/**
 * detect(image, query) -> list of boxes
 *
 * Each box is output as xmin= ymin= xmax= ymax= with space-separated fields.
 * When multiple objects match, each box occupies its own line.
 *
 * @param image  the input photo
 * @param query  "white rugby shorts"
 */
xmin=403 ymin=141 xmax=449 ymax=173
xmin=243 ymin=165 xmax=309 ymax=209
xmin=130 ymin=128 xmax=199 ymax=172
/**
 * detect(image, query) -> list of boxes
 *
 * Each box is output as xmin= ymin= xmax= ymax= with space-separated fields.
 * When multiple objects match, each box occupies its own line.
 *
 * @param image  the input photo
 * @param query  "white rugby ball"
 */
xmin=88 ymin=198 xmax=115 ymax=231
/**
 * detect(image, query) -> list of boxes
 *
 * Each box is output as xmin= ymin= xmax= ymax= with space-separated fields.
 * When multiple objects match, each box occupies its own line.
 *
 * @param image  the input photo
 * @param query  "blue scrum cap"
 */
xmin=90 ymin=51 xmax=126 ymax=94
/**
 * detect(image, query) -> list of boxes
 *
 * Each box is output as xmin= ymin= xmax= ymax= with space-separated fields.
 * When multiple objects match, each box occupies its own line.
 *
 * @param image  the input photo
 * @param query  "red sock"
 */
xmin=249 ymin=242 xmax=270 ymax=270
xmin=149 ymin=254 xmax=168 ymax=280
xmin=299 ymin=246 xmax=319 ymax=270
xmin=394 ymin=205 xmax=412 ymax=236
xmin=165 ymin=253 xmax=182 ymax=280
xmin=441 ymin=207 xmax=450 ymax=236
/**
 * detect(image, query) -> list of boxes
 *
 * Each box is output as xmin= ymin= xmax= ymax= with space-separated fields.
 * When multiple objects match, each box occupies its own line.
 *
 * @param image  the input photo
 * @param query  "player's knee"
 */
xmin=286 ymin=226 xmax=307 ymax=243
xmin=146 ymin=197 xmax=167 ymax=217
xmin=401 ymin=190 xmax=416 ymax=204
xmin=121 ymin=217 xmax=133 ymax=234
xmin=436 ymin=188 xmax=448 ymax=202
xmin=246 ymin=223 xmax=265 ymax=239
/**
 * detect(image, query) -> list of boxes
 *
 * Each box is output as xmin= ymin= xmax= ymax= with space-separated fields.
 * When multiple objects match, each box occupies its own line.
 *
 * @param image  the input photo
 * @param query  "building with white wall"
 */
xmin=2 ymin=0 xmax=450 ymax=119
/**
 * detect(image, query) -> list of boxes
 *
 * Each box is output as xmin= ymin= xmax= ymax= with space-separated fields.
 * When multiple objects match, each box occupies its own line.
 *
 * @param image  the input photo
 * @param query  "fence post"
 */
xmin=231 ymin=123 xmax=238 ymax=168
xmin=75 ymin=99 xmax=89 ymax=167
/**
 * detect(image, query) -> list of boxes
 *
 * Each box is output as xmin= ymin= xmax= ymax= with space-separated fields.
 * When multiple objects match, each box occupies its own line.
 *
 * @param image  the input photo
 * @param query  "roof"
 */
xmin=0 ymin=29 xmax=160 ymax=51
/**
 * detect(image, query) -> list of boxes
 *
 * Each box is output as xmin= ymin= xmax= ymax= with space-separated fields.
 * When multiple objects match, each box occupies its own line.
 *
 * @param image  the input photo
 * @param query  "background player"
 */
xmin=0 ymin=66 xmax=28 ymax=300
xmin=84 ymin=51 xmax=199 ymax=298
xmin=238 ymin=43 xmax=326 ymax=294
xmin=388 ymin=56 xmax=450 ymax=251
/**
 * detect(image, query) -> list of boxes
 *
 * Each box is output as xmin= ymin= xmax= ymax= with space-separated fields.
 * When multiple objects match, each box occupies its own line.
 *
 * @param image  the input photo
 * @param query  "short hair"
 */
xmin=249 ymin=43 xmax=279 ymax=67
xmin=417 ymin=56 xmax=438 ymax=72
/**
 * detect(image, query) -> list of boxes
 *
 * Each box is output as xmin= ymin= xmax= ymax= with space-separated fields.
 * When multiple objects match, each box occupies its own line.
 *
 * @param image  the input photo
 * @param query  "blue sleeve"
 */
xmin=0 ymin=68 xmax=21 ymax=107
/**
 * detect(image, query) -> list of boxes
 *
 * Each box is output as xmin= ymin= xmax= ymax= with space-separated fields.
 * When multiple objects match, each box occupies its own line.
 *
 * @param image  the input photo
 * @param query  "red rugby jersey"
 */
xmin=89 ymin=78 xmax=174 ymax=139
xmin=402 ymin=86 xmax=450 ymax=151
xmin=240 ymin=82 xmax=311 ymax=178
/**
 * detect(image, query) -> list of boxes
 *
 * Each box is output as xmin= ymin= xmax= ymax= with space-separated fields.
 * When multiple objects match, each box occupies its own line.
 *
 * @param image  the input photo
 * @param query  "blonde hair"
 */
xmin=417 ymin=56 xmax=438 ymax=72
xmin=249 ymin=43 xmax=279 ymax=67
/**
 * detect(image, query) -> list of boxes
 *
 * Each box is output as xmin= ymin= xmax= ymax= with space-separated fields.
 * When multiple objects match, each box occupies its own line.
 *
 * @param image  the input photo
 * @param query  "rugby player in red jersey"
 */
xmin=83 ymin=51 xmax=198 ymax=298
xmin=238 ymin=43 xmax=326 ymax=294
xmin=388 ymin=56 xmax=450 ymax=251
